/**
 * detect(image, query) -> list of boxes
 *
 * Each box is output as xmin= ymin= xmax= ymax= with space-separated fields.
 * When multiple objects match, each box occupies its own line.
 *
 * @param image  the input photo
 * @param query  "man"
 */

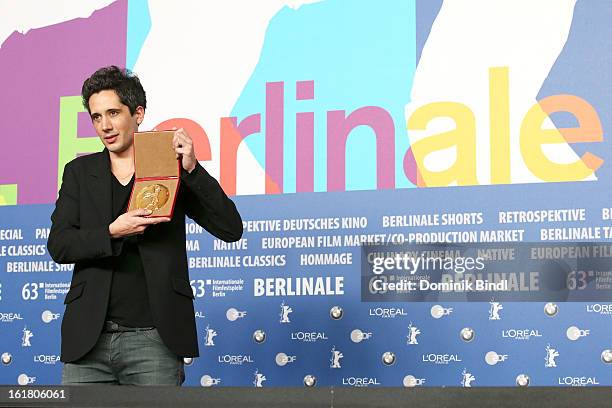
xmin=47 ymin=66 xmax=243 ymax=385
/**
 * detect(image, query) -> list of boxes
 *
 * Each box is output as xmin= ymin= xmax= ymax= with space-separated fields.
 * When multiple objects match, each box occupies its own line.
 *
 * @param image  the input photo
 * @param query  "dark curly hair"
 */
xmin=81 ymin=66 xmax=147 ymax=115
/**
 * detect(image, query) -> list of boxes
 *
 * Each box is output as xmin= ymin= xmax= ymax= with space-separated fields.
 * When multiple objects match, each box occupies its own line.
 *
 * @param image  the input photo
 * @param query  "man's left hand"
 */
xmin=172 ymin=128 xmax=197 ymax=173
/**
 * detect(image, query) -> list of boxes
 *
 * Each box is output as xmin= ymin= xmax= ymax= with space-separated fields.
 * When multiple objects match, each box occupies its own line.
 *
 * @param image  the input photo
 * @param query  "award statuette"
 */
xmin=127 ymin=131 xmax=180 ymax=218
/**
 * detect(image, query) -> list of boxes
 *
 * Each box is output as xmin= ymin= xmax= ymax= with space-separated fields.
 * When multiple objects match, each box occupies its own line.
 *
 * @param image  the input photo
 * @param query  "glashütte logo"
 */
xmin=0 ymin=312 xmax=23 ymax=323
xmin=275 ymin=352 xmax=296 ymax=366
xmin=403 ymin=375 xmax=426 ymax=387
xmin=204 ymin=325 xmax=217 ymax=347
xmin=586 ymin=303 xmax=612 ymax=315
xmin=430 ymin=305 xmax=453 ymax=319
xmin=557 ymin=376 xmax=599 ymax=386
xmin=422 ymin=353 xmax=462 ymax=365
xmin=226 ymin=308 xmax=247 ymax=321
xmin=41 ymin=310 xmax=60 ymax=323
xmin=545 ymin=344 xmax=559 ymax=368
xmin=501 ymin=329 xmax=542 ymax=340
xmin=17 ymin=374 xmax=36 ymax=385
xmin=342 ymin=377 xmax=381 ymax=387
xmin=406 ymin=322 xmax=421 ymax=345
xmin=369 ymin=307 xmax=407 ymax=319
xmin=350 ymin=329 xmax=372 ymax=343
xmin=485 ymin=351 xmax=508 ymax=366
xmin=21 ymin=327 xmax=33 ymax=347
xmin=461 ymin=369 xmax=475 ymax=387
xmin=291 ymin=331 xmax=328 ymax=342
xmin=200 ymin=375 xmax=221 ymax=387
xmin=217 ymin=354 xmax=253 ymax=365
xmin=33 ymin=355 xmax=60 ymax=365
xmin=279 ymin=301 xmax=292 ymax=323
xmin=253 ymin=369 xmax=266 ymax=387
xmin=488 ymin=301 xmax=503 ymax=320
xmin=330 ymin=346 xmax=343 ymax=368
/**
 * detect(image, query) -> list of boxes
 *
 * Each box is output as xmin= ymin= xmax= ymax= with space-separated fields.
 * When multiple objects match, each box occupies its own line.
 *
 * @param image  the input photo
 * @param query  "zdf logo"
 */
xmin=350 ymin=329 xmax=372 ymax=343
xmin=566 ymin=326 xmax=589 ymax=341
xmin=275 ymin=353 xmax=296 ymax=366
xmin=41 ymin=310 xmax=60 ymax=323
xmin=485 ymin=351 xmax=508 ymax=366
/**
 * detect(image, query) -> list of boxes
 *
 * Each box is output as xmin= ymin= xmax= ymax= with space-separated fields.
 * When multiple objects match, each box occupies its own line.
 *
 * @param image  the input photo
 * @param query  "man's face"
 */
xmin=88 ymin=89 xmax=144 ymax=154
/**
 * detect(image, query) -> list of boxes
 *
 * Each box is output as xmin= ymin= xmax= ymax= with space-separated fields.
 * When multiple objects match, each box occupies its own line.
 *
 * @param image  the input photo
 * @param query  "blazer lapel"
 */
xmin=87 ymin=149 xmax=113 ymax=225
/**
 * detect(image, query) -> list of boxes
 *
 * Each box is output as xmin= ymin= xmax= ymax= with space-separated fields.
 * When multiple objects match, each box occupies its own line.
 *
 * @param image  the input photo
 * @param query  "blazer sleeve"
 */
xmin=180 ymin=162 xmax=243 ymax=242
xmin=47 ymin=161 xmax=114 ymax=264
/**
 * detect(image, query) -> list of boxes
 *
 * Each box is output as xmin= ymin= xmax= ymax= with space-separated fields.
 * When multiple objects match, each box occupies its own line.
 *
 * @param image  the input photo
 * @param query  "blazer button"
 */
xmin=111 ymin=323 xmax=118 ymax=331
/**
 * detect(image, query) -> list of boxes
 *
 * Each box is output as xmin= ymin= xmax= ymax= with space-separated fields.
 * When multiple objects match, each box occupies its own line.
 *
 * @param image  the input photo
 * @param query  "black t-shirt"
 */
xmin=106 ymin=174 xmax=154 ymax=327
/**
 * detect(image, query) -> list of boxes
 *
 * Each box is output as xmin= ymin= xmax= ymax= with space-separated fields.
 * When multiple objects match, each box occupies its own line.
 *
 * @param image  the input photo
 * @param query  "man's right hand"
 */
xmin=109 ymin=209 xmax=171 ymax=238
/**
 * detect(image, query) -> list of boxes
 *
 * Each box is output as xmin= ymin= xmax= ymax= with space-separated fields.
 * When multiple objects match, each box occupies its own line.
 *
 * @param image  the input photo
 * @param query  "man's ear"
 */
xmin=135 ymin=106 xmax=145 ymax=125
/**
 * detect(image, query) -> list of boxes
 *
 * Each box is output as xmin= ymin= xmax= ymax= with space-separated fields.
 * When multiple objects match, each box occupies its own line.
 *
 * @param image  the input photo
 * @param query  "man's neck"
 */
xmin=109 ymin=145 xmax=135 ymax=174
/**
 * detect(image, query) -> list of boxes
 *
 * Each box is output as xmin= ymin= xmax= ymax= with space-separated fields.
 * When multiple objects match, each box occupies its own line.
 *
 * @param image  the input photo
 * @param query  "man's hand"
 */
xmin=172 ymin=128 xmax=197 ymax=173
xmin=109 ymin=209 xmax=171 ymax=238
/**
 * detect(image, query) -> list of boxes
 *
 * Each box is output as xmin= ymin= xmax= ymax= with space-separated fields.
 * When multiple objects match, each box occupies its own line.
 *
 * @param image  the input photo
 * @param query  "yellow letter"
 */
xmin=407 ymin=102 xmax=477 ymax=186
xmin=520 ymin=95 xmax=603 ymax=181
xmin=490 ymin=67 xmax=510 ymax=184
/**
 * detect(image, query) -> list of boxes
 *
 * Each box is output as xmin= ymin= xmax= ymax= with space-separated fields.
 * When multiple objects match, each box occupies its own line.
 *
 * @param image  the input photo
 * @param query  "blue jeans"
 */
xmin=62 ymin=328 xmax=184 ymax=385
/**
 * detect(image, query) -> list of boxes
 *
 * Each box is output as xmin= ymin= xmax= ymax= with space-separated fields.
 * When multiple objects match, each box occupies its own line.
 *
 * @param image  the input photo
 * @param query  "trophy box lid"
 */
xmin=133 ymin=131 xmax=180 ymax=178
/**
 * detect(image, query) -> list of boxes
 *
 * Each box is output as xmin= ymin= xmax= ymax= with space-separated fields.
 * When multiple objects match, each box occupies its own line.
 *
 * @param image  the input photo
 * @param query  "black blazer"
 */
xmin=47 ymin=150 xmax=243 ymax=362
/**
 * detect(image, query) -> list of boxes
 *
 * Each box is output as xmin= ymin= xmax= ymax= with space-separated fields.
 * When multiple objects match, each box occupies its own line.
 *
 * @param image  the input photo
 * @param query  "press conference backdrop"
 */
xmin=0 ymin=0 xmax=611 ymax=388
